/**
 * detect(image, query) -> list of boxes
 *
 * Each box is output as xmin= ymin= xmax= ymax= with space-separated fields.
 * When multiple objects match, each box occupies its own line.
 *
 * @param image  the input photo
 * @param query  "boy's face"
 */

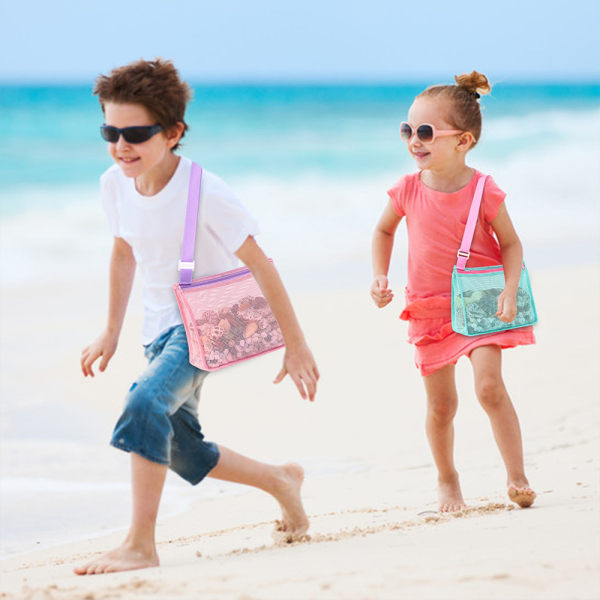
xmin=103 ymin=102 xmax=177 ymax=179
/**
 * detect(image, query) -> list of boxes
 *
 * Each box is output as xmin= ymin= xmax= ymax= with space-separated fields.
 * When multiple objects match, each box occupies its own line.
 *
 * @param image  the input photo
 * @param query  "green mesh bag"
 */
xmin=451 ymin=174 xmax=538 ymax=336
xmin=451 ymin=265 xmax=538 ymax=336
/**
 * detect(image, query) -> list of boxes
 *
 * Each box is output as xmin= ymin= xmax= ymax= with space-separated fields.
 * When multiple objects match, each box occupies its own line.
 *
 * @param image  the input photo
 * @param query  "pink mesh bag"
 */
xmin=173 ymin=163 xmax=285 ymax=371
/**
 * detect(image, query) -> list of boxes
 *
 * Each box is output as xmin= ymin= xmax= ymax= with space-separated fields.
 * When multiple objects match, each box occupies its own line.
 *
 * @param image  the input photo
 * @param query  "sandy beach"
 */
xmin=1 ymin=262 xmax=599 ymax=600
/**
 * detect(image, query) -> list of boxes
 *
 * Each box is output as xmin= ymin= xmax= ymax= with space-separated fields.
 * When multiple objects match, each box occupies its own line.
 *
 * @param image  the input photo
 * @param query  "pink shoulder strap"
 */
xmin=178 ymin=162 xmax=203 ymax=285
xmin=456 ymin=175 xmax=488 ymax=271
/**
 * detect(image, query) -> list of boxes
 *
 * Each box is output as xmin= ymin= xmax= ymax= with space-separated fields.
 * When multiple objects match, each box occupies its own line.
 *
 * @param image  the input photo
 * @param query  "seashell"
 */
xmin=253 ymin=297 xmax=268 ymax=309
xmin=201 ymin=336 xmax=213 ymax=353
xmin=240 ymin=309 xmax=259 ymax=321
xmin=202 ymin=310 xmax=219 ymax=325
xmin=218 ymin=318 xmax=231 ymax=332
xmin=239 ymin=297 xmax=253 ymax=311
xmin=245 ymin=321 xmax=258 ymax=338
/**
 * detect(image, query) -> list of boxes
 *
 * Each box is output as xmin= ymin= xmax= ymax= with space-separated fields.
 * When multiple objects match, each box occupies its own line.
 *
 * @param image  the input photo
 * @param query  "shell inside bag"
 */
xmin=179 ymin=273 xmax=284 ymax=369
xmin=452 ymin=266 xmax=537 ymax=336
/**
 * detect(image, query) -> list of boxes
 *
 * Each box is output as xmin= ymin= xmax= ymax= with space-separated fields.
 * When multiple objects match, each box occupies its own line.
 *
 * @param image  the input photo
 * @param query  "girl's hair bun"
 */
xmin=454 ymin=71 xmax=491 ymax=97
xmin=418 ymin=70 xmax=491 ymax=146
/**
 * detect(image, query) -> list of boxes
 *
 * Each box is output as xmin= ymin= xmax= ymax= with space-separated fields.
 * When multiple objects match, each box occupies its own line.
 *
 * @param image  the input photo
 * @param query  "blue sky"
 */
xmin=1 ymin=0 xmax=599 ymax=82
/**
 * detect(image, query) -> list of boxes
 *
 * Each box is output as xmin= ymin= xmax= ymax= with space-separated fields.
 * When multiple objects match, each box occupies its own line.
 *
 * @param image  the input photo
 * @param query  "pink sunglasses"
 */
xmin=400 ymin=122 xmax=463 ymax=143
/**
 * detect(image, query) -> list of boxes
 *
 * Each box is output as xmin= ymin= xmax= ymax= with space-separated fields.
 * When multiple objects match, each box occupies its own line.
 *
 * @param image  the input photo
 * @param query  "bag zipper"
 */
xmin=180 ymin=266 xmax=252 ymax=289
xmin=456 ymin=266 xmax=504 ymax=275
xmin=455 ymin=264 xmax=525 ymax=275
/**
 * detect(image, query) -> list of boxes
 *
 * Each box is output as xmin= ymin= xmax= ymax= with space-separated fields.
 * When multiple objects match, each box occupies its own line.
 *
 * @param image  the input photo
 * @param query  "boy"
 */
xmin=76 ymin=59 xmax=319 ymax=575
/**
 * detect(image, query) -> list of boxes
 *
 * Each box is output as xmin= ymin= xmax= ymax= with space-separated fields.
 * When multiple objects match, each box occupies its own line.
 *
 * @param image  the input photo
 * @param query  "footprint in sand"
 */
xmin=272 ymin=520 xmax=311 ymax=544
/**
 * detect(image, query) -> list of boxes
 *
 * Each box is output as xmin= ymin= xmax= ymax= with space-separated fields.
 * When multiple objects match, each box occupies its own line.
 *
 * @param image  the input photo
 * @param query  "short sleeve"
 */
xmin=201 ymin=173 xmax=260 ymax=254
xmin=100 ymin=168 xmax=121 ymax=237
xmin=387 ymin=176 xmax=407 ymax=218
xmin=481 ymin=175 xmax=506 ymax=224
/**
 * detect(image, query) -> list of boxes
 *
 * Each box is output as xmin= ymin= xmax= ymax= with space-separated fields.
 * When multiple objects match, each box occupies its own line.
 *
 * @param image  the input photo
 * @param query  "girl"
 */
xmin=76 ymin=59 xmax=319 ymax=575
xmin=371 ymin=71 xmax=536 ymax=513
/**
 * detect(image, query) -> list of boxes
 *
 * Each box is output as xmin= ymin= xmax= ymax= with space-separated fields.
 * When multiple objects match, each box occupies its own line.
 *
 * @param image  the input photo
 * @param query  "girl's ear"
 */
xmin=166 ymin=122 xmax=185 ymax=149
xmin=456 ymin=131 xmax=476 ymax=152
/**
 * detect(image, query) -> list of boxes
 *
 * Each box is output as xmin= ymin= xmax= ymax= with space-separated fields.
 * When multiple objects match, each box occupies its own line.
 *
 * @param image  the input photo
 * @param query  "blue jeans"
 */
xmin=110 ymin=325 xmax=220 ymax=485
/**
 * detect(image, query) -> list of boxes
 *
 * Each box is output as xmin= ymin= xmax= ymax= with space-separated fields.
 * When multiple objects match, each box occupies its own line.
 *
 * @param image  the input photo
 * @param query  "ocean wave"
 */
xmin=484 ymin=106 xmax=600 ymax=142
xmin=1 ymin=138 xmax=598 ymax=288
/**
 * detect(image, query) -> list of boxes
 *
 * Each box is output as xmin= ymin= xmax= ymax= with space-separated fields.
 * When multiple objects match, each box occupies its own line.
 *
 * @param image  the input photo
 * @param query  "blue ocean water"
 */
xmin=1 ymin=82 xmax=599 ymax=200
xmin=1 ymin=82 xmax=599 ymax=285
xmin=1 ymin=82 xmax=599 ymax=290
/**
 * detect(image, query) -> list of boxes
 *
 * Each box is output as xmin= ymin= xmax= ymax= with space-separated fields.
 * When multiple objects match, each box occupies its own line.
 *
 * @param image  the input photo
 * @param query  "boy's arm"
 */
xmin=235 ymin=236 xmax=319 ymax=402
xmin=81 ymin=237 xmax=136 ymax=377
xmin=490 ymin=202 xmax=523 ymax=323
xmin=371 ymin=200 xmax=401 ymax=308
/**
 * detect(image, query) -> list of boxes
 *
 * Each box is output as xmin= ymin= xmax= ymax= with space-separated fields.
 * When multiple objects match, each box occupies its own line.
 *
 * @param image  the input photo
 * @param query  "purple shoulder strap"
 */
xmin=178 ymin=162 xmax=203 ymax=285
xmin=456 ymin=175 xmax=488 ymax=271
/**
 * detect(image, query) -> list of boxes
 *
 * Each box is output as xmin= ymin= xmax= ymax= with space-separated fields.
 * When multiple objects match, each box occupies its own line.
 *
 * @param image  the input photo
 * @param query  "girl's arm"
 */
xmin=235 ymin=236 xmax=319 ymax=402
xmin=371 ymin=200 xmax=402 ymax=308
xmin=81 ymin=236 xmax=136 ymax=377
xmin=491 ymin=202 xmax=523 ymax=323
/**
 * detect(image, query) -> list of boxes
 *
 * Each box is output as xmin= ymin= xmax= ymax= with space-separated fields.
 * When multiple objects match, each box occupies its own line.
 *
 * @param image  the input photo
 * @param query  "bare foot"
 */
xmin=438 ymin=473 xmax=467 ymax=513
xmin=508 ymin=483 xmax=536 ymax=508
xmin=73 ymin=543 xmax=159 ymax=575
xmin=271 ymin=463 xmax=310 ymax=542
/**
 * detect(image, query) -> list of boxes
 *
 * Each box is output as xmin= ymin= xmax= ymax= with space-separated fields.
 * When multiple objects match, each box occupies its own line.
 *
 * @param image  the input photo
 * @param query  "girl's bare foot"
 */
xmin=438 ymin=473 xmax=467 ymax=513
xmin=271 ymin=463 xmax=309 ymax=542
xmin=73 ymin=542 xmax=158 ymax=575
xmin=508 ymin=483 xmax=536 ymax=508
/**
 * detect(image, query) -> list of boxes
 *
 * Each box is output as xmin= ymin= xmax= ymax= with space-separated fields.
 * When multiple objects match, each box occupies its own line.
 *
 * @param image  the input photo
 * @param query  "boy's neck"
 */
xmin=420 ymin=163 xmax=475 ymax=194
xmin=135 ymin=153 xmax=181 ymax=197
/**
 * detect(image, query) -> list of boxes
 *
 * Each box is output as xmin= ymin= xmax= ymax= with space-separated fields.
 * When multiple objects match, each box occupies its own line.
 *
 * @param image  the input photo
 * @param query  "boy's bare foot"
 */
xmin=271 ymin=463 xmax=310 ymax=542
xmin=508 ymin=483 xmax=536 ymax=508
xmin=438 ymin=473 xmax=467 ymax=513
xmin=73 ymin=542 xmax=159 ymax=575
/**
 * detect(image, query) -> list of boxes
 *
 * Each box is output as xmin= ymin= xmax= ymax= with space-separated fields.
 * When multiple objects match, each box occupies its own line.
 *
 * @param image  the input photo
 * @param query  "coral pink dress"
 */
xmin=387 ymin=170 xmax=535 ymax=376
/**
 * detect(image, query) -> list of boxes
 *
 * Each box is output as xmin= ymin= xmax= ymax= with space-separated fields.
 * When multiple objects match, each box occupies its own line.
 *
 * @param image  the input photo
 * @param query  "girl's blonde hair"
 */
xmin=418 ymin=71 xmax=491 ymax=146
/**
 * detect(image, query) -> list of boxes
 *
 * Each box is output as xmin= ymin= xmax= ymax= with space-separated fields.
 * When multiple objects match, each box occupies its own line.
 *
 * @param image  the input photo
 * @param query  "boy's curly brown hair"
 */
xmin=94 ymin=58 xmax=192 ymax=151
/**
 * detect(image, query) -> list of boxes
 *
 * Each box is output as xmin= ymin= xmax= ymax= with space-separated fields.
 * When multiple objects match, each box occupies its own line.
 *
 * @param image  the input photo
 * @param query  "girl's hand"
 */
xmin=496 ymin=289 xmax=517 ymax=323
xmin=274 ymin=343 xmax=319 ymax=402
xmin=370 ymin=275 xmax=394 ymax=308
xmin=81 ymin=331 xmax=119 ymax=377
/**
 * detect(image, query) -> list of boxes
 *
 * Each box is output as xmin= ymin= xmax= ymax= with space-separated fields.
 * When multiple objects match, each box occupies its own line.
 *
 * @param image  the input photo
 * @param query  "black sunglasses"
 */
xmin=100 ymin=124 xmax=164 ymax=144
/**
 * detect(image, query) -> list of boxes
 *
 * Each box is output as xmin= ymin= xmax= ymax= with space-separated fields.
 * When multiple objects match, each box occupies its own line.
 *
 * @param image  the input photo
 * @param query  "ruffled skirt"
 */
xmin=400 ymin=290 xmax=535 ymax=377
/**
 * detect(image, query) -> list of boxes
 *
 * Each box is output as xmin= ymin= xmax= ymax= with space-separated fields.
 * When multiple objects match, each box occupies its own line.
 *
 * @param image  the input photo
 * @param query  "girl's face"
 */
xmin=404 ymin=97 xmax=470 ymax=171
xmin=103 ymin=102 xmax=178 ymax=180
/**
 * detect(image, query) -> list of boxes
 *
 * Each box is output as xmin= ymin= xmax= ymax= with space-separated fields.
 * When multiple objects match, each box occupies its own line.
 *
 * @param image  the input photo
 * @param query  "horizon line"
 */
xmin=1 ymin=77 xmax=600 ymax=87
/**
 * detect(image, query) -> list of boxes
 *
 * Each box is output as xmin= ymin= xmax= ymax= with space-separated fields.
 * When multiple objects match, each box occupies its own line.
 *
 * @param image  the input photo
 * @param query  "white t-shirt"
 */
xmin=100 ymin=156 xmax=260 ymax=345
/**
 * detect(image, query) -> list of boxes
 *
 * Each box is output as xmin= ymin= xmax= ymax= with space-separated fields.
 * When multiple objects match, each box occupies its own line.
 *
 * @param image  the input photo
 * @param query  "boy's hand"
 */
xmin=273 ymin=343 xmax=319 ymax=402
xmin=370 ymin=275 xmax=394 ymax=308
xmin=81 ymin=331 xmax=119 ymax=377
xmin=496 ymin=289 xmax=517 ymax=323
